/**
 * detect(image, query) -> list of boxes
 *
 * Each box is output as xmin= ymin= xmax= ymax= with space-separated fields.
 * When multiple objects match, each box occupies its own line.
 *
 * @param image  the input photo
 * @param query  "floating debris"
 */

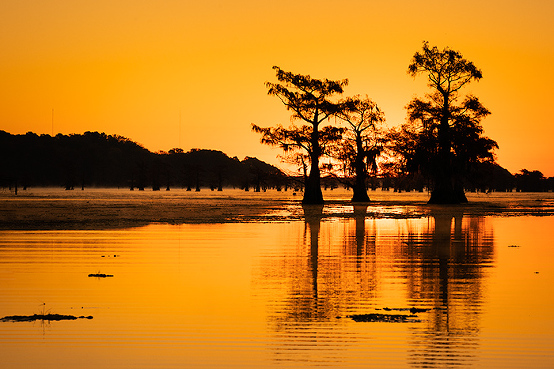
xmin=409 ymin=307 xmax=430 ymax=314
xmin=508 ymin=245 xmax=521 ymax=248
xmin=350 ymin=313 xmax=419 ymax=323
xmin=88 ymin=273 xmax=114 ymax=278
xmin=380 ymin=307 xmax=431 ymax=314
xmin=1 ymin=314 xmax=93 ymax=322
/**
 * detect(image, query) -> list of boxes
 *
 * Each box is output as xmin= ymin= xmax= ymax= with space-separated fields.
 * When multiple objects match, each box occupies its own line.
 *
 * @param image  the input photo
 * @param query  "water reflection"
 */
xmin=260 ymin=205 xmax=494 ymax=367
xmin=403 ymin=210 xmax=494 ymax=367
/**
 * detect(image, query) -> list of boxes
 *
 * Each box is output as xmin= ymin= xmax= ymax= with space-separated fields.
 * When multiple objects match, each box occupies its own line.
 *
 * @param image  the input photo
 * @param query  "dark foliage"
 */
xmin=465 ymin=162 xmax=515 ymax=192
xmin=255 ymin=66 xmax=348 ymax=204
xmin=514 ymin=169 xmax=552 ymax=192
xmin=333 ymin=95 xmax=386 ymax=202
xmin=0 ymin=131 xmax=285 ymax=191
xmin=390 ymin=42 xmax=498 ymax=203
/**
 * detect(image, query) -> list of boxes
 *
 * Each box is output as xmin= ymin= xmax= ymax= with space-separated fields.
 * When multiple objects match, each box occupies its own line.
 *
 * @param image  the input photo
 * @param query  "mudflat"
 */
xmin=1 ymin=188 xmax=553 ymax=230
xmin=0 ymin=190 xmax=294 ymax=229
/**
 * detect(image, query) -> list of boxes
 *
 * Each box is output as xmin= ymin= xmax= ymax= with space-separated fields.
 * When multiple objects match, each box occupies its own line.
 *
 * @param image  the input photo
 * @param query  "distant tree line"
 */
xmin=355 ymin=164 xmax=554 ymax=194
xmin=0 ymin=130 xmax=287 ymax=193
xmin=1 ymin=130 xmax=551 ymax=196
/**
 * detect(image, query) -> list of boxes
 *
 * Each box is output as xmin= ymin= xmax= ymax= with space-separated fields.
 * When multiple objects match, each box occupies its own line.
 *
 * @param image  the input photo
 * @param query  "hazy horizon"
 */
xmin=2 ymin=1 xmax=553 ymax=176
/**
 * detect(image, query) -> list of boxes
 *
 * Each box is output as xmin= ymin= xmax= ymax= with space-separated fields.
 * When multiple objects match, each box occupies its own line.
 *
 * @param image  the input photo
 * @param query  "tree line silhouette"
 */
xmin=2 ymin=129 xmax=550 ymax=196
xmin=0 ymin=130 xmax=286 ymax=193
xmin=253 ymin=42 xmax=554 ymax=204
xmin=2 ymin=45 xmax=552 ymax=197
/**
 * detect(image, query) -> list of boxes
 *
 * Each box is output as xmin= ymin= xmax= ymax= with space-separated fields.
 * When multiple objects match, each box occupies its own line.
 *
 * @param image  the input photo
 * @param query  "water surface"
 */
xmin=0 ymin=191 xmax=553 ymax=368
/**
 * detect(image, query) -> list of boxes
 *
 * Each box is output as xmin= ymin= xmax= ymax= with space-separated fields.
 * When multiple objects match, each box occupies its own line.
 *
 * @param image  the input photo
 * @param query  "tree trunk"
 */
xmin=428 ymin=95 xmax=467 ymax=204
xmin=351 ymin=137 xmax=370 ymax=202
xmin=217 ymin=172 xmax=223 ymax=191
xmin=195 ymin=169 xmax=201 ymax=192
xmin=303 ymin=164 xmax=324 ymax=204
xmin=302 ymin=112 xmax=324 ymax=204
xmin=428 ymin=178 xmax=467 ymax=204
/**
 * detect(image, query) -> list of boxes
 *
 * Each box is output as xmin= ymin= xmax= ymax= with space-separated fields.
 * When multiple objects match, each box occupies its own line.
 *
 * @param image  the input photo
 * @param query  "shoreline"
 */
xmin=1 ymin=188 xmax=553 ymax=230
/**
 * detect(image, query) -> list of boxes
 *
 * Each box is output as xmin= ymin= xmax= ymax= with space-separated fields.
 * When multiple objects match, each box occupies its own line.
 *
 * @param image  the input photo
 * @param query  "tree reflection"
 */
xmin=302 ymin=204 xmax=323 ymax=303
xmin=257 ymin=206 xmax=494 ymax=367
xmin=402 ymin=209 xmax=494 ymax=367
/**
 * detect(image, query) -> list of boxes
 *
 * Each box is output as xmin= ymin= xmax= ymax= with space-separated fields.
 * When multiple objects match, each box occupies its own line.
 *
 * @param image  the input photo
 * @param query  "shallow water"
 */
xmin=0 ymin=191 xmax=553 ymax=368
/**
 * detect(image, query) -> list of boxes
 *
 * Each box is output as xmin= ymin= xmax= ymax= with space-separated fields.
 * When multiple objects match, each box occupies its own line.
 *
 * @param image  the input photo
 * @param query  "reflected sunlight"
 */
xmin=0 ymin=211 xmax=553 ymax=368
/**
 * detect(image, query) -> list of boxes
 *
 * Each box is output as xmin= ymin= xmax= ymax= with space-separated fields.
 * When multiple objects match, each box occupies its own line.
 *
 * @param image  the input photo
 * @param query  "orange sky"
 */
xmin=1 ymin=0 xmax=553 ymax=176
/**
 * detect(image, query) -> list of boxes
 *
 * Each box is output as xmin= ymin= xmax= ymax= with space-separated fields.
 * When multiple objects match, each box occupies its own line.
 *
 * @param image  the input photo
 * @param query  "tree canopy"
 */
xmin=393 ymin=42 xmax=498 ymax=203
xmin=334 ymin=95 xmax=385 ymax=202
xmin=254 ymin=66 xmax=348 ymax=204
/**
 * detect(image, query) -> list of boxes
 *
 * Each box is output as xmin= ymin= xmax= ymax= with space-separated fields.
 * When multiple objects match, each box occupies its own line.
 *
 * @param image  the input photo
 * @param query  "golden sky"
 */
xmin=1 ymin=0 xmax=553 ymax=175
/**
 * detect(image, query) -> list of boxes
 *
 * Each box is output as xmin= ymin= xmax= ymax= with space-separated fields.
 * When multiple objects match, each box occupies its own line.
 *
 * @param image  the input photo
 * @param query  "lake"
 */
xmin=0 ymin=189 xmax=553 ymax=368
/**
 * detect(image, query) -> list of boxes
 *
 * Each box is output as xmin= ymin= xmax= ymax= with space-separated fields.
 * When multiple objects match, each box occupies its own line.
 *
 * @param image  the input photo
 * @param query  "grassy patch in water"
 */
xmin=1 ymin=314 xmax=93 ymax=322
xmin=349 ymin=313 xmax=419 ymax=323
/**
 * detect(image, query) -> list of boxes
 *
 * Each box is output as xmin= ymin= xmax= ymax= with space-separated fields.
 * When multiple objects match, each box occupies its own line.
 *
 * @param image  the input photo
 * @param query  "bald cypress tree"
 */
xmin=253 ymin=66 xmax=347 ymax=204
xmin=405 ymin=42 xmax=497 ymax=204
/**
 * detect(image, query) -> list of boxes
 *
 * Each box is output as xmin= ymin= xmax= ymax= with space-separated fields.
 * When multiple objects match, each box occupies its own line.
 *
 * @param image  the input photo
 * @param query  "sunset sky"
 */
xmin=1 ymin=0 xmax=553 ymax=176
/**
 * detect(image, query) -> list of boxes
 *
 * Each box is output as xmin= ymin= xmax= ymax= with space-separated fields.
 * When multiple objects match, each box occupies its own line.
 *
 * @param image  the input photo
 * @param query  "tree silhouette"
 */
xmin=399 ymin=42 xmax=497 ymax=203
xmin=253 ymin=66 xmax=347 ymax=204
xmin=0 ymin=130 xmax=283 ymax=191
xmin=515 ymin=169 xmax=547 ymax=192
xmin=334 ymin=95 xmax=385 ymax=202
xmin=252 ymin=123 xmax=343 ymax=188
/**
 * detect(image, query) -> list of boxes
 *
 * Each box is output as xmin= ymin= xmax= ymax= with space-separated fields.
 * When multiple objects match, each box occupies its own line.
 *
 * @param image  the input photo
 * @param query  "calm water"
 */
xmin=0 ymin=190 xmax=553 ymax=368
